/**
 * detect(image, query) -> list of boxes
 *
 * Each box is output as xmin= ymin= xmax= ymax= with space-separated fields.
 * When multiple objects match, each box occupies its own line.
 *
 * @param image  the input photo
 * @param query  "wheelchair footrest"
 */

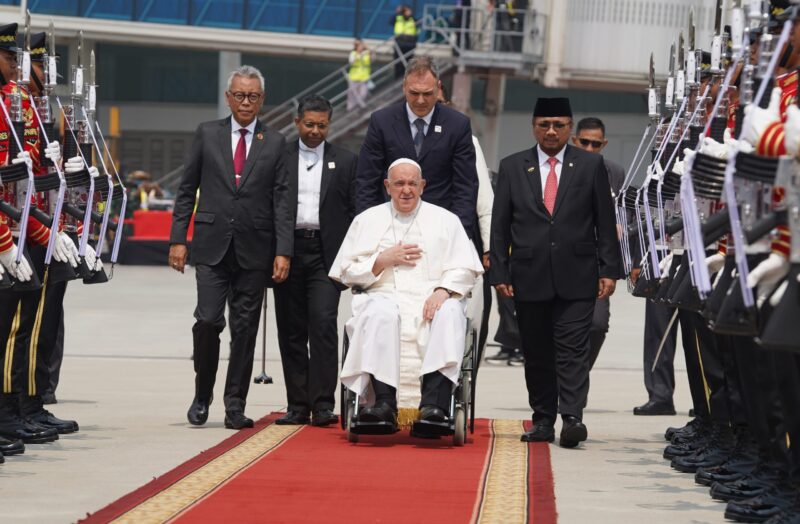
xmin=349 ymin=420 xmax=398 ymax=435
xmin=411 ymin=419 xmax=453 ymax=438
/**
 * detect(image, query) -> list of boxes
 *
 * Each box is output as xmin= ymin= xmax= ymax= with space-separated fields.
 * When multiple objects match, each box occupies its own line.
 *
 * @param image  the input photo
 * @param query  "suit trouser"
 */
xmin=588 ymin=296 xmax=610 ymax=369
xmin=393 ymin=38 xmax=417 ymax=78
xmin=641 ymin=300 xmax=677 ymax=403
xmin=493 ymin=292 xmax=520 ymax=349
xmin=516 ymin=297 xmax=594 ymax=423
xmin=773 ymin=352 xmax=800 ymax=479
xmin=193 ymin=242 xmax=266 ymax=414
xmin=273 ymin=236 xmax=340 ymax=414
xmin=477 ymin=274 xmax=492 ymax=359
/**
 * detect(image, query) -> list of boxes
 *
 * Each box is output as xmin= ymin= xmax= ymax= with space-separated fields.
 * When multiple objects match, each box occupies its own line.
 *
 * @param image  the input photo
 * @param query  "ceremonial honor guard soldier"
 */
xmin=273 ymin=95 xmax=356 ymax=427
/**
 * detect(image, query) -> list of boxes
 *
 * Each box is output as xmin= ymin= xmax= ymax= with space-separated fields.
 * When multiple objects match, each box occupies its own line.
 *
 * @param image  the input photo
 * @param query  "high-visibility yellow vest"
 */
xmin=348 ymin=51 xmax=371 ymax=82
xmin=394 ymin=15 xmax=417 ymax=37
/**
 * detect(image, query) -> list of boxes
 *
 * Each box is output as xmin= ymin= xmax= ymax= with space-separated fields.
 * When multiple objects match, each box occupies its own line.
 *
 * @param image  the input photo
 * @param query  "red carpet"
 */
xmin=82 ymin=415 xmax=556 ymax=524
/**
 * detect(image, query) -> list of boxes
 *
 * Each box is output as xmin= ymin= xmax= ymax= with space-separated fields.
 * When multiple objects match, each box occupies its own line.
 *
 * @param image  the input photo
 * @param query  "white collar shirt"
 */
xmin=406 ymin=103 xmax=434 ymax=142
xmin=230 ymin=116 xmax=257 ymax=159
xmin=295 ymin=139 xmax=325 ymax=230
xmin=537 ymin=144 xmax=566 ymax=194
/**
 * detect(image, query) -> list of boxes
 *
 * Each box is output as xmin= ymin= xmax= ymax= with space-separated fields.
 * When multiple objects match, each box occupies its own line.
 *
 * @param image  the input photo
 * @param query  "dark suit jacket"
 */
xmin=285 ymin=140 xmax=357 ymax=271
xmin=355 ymin=101 xmax=478 ymax=236
xmin=489 ymin=144 xmax=621 ymax=301
xmin=169 ymin=117 xmax=293 ymax=271
xmin=604 ymin=158 xmax=625 ymax=197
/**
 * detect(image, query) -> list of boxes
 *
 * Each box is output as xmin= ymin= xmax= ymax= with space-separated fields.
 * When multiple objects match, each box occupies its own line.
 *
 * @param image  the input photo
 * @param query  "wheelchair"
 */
xmin=339 ymin=321 xmax=479 ymax=446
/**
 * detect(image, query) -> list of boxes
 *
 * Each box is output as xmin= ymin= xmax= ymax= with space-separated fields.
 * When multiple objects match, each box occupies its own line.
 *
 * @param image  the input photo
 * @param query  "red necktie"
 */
xmin=234 ymin=128 xmax=248 ymax=185
xmin=544 ymin=156 xmax=558 ymax=214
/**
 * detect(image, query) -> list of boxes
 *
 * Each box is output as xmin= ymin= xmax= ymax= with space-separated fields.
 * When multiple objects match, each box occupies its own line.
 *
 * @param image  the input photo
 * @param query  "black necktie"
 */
xmin=413 ymin=118 xmax=425 ymax=156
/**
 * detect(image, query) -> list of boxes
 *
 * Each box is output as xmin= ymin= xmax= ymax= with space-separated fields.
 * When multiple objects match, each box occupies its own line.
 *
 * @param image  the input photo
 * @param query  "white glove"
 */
xmin=705 ymin=253 xmax=725 ymax=275
xmin=11 ymin=150 xmax=32 ymax=170
xmin=658 ymin=253 xmax=673 ymax=277
xmin=63 ymin=156 xmax=84 ymax=174
xmin=84 ymin=243 xmax=103 ymax=273
xmin=740 ymin=87 xmax=782 ymax=147
xmin=88 ymin=166 xmax=100 ymax=178
xmin=747 ymin=253 xmax=790 ymax=306
xmin=699 ymin=137 xmax=728 ymax=159
xmin=647 ymin=162 xmax=664 ymax=181
xmin=44 ymin=140 xmax=61 ymax=166
xmin=0 ymin=245 xmax=32 ymax=282
xmin=53 ymin=232 xmax=79 ymax=268
xmin=770 ymin=280 xmax=788 ymax=308
xmin=784 ymin=105 xmax=800 ymax=156
xmin=671 ymin=158 xmax=684 ymax=176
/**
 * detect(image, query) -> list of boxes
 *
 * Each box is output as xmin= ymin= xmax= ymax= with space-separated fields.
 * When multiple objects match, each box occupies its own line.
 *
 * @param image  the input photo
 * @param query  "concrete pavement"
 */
xmin=2 ymin=266 xmax=726 ymax=523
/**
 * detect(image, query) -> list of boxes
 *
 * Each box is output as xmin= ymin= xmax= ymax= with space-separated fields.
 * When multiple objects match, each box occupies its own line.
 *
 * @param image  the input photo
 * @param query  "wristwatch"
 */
xmin=435 ymin=287 xmax=455 ymax=297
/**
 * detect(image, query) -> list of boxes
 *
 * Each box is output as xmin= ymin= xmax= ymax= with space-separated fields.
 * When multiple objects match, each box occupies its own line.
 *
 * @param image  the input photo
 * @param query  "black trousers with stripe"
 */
xmin=0 ymin=243 xmax=55 ymax=400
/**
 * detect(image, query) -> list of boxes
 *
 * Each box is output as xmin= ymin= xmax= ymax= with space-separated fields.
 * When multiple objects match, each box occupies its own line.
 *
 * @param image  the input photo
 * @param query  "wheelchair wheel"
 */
xmin=453 ymin=406 xmax=466 ymax=446
xmin=346 ymin=399 xmax=359 ymax=443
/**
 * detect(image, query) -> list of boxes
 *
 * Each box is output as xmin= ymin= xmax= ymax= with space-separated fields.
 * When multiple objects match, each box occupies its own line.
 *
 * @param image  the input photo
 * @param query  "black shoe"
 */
xmin=187 ymin=397 xmax=210 ymax=426
xmin=224 ymin=412 xmax=254 ymax=430
xmin=633 ymin=399 xmax=676 ymax=416
xmin=311 ymin=409 xmax=338 ymax=427
xmin=521 ymin=421 xmax=555 ymax=443
xmin=724 ymin=486 xmax=796 ymax=523
xmin=486 ymin=347 xmax=514 ymax=363
xmin=40 ymin=392 xmax=56 ymax=405
xmin=0 ymin=435 xmax=23 ymax=456
xmin=276 ymin=410 xmax=310 ymax=425
xmin=419 ymin=405 xmax=448 ymax=423
xmin=0 ymin=414 xmax=58 ymax=444
xmin=358 ymin=402 xmax=397 ymax=426
xmin=559 ymin=415 xmax=588 ymax=448
xmin=25 ymin=409 xmax=78 ymax=434
xmin=711 ymin=464 xmax=785 ymax=502
xmin=508 ymin=349 xmax=525 ymax=366
xmin=665 ymin=417 xmax=706 ymax=442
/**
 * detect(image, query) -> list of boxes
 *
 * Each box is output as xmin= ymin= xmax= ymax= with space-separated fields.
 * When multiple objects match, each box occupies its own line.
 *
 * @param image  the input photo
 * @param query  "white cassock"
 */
xmin=329 ymin=201 xmax=483 ymax=407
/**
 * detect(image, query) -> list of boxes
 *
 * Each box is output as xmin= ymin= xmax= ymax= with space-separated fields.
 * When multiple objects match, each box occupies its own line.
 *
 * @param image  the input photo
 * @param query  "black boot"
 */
xmin=0 ymin=435 xmax=24 ymax=455
xmin=724 ymin=484 xmax=797 ymax=523
xmin=20 ymin=394 xmax=78 ymax=434
xmin=695 ymin=427 xmax=758 ymax=486
xmin=0 ymin=394 xmax=57 ymax=444
xmin=711 ymin=461 xmax=786 ymax=502
xmin=671 ymin=423 xmax=736 ymax=473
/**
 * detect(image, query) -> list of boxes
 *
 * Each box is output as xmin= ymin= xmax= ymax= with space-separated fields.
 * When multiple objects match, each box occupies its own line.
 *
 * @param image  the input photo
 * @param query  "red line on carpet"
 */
xmin=79 ymin=412 xmax=284 ymax=523
xmin=525 ymin=421 xmax=558 ymax=524
xmin=174 ymin=420 xmax=494 ymax=524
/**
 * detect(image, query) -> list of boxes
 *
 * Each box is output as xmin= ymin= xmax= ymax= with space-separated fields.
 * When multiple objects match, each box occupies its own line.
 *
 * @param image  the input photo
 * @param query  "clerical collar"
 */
xmin=391 ymin=199 xmax=422 ymax=218
xmin=298 ymin=140 xmax=324 ymax=170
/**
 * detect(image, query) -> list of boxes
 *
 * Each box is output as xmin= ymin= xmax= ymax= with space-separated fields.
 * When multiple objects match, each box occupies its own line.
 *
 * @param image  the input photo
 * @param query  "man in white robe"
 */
xmin=329 ymin=158 xmax=483 ymax=429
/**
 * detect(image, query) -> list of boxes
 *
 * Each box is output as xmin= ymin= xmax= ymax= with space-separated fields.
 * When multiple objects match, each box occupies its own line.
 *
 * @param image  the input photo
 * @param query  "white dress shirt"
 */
xmin=537 ymin=144 xmax=566 ymax=194
xmin=230 ymin=116 xmax=257 ymax=159
xmin=406 ymin=103 xmax=434 ymax=143
xmin=296 ymin=139 xmax=325 ymax=230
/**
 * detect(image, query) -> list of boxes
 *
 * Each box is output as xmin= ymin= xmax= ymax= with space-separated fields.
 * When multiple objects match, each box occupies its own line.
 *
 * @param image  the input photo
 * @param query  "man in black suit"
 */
xmin=355 ymin=56 xmax=478 ymax=239
xmin=169 ymin=65 xmax=293 ymax=430
xmin=273 ymin=95 xmax=356 ymax=427
xmin=490 ymin=98 xmax=620 ymax=448
xmin=570 ymin=117 xmax=626 ymax=371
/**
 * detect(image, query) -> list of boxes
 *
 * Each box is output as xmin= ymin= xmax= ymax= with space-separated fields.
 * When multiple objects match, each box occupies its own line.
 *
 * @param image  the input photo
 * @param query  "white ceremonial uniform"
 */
xmin=329 ymin=201 xmax=483 ymax=407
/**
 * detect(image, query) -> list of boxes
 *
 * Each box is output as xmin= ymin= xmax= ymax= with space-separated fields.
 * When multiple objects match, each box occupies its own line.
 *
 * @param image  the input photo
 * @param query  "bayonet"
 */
xmin=665 ymin=42 xmax=676 ymax=110
xmin=686 ymin=10 xmax=698 ymax=85
xmin=676 ymin=32 xmax=686 ymax=103
xmin=648 ymin=52 xmax=660 ymax=120
xmin=648 ymin=52 xmax=655 ymax=89
xmin=688 ymin=9 xmax=695 ymax=52
xmin=714 ymin=0 xmax=723 ymax=36
xmin=23 ymin=10 xmax=30 ymax=53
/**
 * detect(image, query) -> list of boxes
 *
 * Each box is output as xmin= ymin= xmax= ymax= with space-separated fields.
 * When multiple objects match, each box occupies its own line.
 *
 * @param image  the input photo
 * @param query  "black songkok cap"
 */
xmin=0 ymin=23 xmax=19 ymax=53
xmin=533 ymin=97 xmax=572 ymax=118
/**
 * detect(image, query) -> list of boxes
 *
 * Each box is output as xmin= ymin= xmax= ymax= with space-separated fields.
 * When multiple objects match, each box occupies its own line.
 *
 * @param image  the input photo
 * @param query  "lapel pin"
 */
xmin=434 ymin=125 xmax=442 ymax=133
xmin=328 ymin=161 xmax=336 ymax=169
xmin=568 ymin=162 xmax=574 ymax=167
xmin=256 ymin=132 xmax=264 ymax=140
xmin=527 ymin=166 xmax=535 ymax=173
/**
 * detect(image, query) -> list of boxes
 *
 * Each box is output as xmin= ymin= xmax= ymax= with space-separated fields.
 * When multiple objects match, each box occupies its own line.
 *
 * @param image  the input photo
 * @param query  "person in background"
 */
xmin=392 ymin=5 xmax=418 ymax=79
xmin=347 ymin=39 xmax=372 ymax=112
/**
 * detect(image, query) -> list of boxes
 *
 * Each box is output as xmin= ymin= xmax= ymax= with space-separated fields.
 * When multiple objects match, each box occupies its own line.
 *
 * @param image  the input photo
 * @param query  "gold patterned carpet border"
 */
xmin=110 ymin=424 xmax=302 ymax=524
xmin=475 ymin=419 xmax=531 ymax=523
